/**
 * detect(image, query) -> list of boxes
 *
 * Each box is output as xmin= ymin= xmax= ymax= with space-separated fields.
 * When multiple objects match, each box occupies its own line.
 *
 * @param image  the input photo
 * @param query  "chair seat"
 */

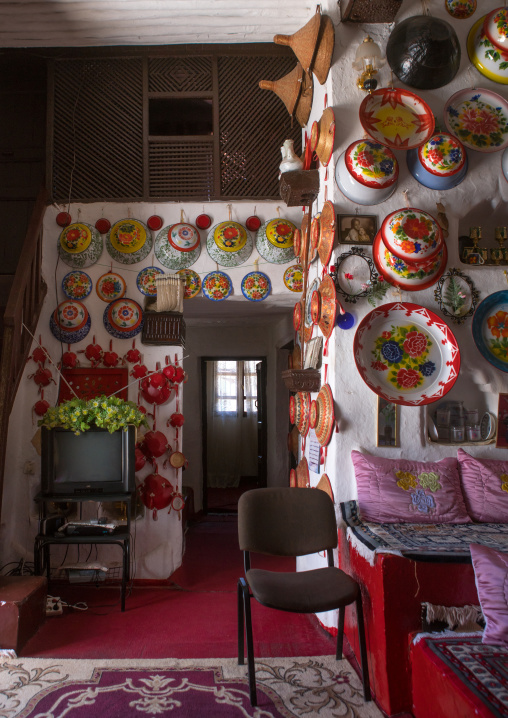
xmin=246 ymin=566 xmax=359 ymax=613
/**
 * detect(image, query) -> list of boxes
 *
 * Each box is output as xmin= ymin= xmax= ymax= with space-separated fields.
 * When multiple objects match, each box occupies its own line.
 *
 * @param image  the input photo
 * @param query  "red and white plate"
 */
xmin=353 ymin=302 xmax=460 ymax=406
xmin=359 ymin=88 xmax=435 ymax=150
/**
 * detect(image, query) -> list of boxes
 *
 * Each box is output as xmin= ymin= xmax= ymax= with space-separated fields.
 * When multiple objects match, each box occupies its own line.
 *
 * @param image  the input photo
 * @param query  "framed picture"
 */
xmin=377 ymin=397 xmax=399 ymax=447
xmin=338 ymin=214 xmax=377 ymax=245
xmin=303 ymin=337 xmax=323 ymax=369
xmin=496 ymin=393 xmax=508 ymax=448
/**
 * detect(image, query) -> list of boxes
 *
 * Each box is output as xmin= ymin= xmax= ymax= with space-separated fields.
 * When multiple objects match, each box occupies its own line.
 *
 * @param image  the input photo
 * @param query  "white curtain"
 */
xmin=206 ymin=360 xmax=258 ymax=488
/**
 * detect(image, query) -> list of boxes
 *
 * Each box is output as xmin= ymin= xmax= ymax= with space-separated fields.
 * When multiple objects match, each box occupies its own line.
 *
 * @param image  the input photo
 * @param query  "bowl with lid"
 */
xmin=407 ymin=132 xmax=468 ymax=190
xmin=483 ymin=7 xmax=508 ymax=51
xmin=335 ymin=139 xmax=398 ymax=205
xmin=381 ymin=207 xmax=443 ymax=264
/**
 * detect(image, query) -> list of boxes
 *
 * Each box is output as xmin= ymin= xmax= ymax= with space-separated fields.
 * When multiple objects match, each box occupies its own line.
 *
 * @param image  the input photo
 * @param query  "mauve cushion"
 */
xmin=351 ymin=450 xmax=471 ymax=524
xmin=470 ymin=543 xmax=508 ymax=646
xmin=458 ymin=448 xmax=508 ymax=523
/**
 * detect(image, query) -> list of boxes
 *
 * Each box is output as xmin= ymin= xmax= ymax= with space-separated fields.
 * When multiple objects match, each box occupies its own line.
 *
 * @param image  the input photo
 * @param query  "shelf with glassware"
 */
xmin=425 ymin=400 xmax=497 ymax=447
xmin=459 ymin=226 xmax=508 ymax=267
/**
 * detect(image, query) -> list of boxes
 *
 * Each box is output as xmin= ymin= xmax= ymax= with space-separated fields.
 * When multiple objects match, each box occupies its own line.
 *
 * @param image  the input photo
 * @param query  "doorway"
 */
xmin=201 ymin=357 xmax=267 ymax=513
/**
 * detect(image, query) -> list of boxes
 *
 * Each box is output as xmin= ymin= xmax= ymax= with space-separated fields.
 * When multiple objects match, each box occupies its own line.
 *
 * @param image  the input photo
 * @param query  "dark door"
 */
xmin=256 ymin=360 xmax=267 ymax=488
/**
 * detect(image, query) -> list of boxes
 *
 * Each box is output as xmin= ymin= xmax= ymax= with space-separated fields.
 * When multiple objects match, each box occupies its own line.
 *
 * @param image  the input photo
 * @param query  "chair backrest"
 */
xmin=238 ymin=487 xmax=338 ymax=557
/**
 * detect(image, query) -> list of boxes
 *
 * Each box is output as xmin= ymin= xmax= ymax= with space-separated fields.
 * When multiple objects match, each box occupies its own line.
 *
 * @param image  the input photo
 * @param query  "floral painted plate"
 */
xmin=359 ymin=88 xmax=435 ymax=150
xmin=206 ymin=223 xmax=253 ymax=267
xmin=154 ymin=225 xmax=201 ymax=270
xmin=50 ymin=300 xmax=91 ymax=344
xmin=353 ymin=302 xmax=460 ymax=405
xmin=61 ymin=271 xmax=92 ymax=300
xmin=444 ymin=87 xmax=508 ymax=151
xmin=106 ymin=219 xmax=152 ymax=264
xmin=136 ymin=266 xmax=164 ymax=296
xmin=283 ymin=265 xmax=304 ymax=293
xmin=373 ymin=231 xmax=448 ymax=291
xmin=168 ymin=223 xmax=200 ymax=252
xmin=103 ymin=298 xmax=144 ymax=339
xmin=381 ymin=208 xmax=442 ymax=263
xmin=315 ymin=384 xmax=335 ymax=447
xmin=241 ymin=271 xmax=271 ymax=301
xmin=177 ymin=268 xmax=202 ymax=298
xmin=445 ymin=0 xmax=476 ymax=20
xmin=202 ymin=271 xmax=233 ymax=302
xmin=58 ymin=223 xmax=103 ymax=269
xmin=96 ymin=272 xmax=127 ymax=302
xmin=467 ymin=16 xmax=508 ymax=85
xmin=472 ymin=290 xmax=508 ymax=372
xmin=256 ymin=219 xmax=297 ymax=264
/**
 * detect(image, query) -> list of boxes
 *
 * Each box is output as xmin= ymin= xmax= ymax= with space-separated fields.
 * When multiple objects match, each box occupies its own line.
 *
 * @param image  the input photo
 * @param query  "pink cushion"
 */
xmin=351 ymin=450 xmax=471 ymax=524
xmin=470 ymin=543 xmax=508 ymax=646
xmin=458 ymin=449 xmax=508 ymax=523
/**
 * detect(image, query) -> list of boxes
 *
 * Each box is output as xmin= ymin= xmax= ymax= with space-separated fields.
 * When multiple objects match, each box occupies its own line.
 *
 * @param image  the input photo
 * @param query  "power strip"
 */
xmin=46 ymin=596 xmax=63 ymax=616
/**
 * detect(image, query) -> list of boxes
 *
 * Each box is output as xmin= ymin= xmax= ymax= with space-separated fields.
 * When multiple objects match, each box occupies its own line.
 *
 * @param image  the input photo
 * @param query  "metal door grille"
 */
xmin=149 ymin=142 xmax=214 ymax=198
xmin=149 ymin=57 xmax=213 ymax=93
xmin=218 ymin=56 xmax=301 ymax=198
xmin=52 ymin=59 xmax=143 ymax=201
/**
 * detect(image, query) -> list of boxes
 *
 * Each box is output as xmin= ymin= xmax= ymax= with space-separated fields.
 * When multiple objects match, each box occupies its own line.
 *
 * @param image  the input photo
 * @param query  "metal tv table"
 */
xmin=34 ymin=492 xmax=134 ymax=612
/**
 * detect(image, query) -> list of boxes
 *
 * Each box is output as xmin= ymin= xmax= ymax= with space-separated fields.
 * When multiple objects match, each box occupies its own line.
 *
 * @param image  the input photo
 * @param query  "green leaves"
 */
xmin=38 ymin=395 xmax=149 ymax=434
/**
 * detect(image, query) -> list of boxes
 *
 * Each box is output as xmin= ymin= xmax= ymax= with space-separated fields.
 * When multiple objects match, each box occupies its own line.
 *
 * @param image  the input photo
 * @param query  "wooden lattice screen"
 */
xmin=52 ymin=59 xmax=144 ymax=201
xmin=51 ymin=50 xmax=302 ymax=202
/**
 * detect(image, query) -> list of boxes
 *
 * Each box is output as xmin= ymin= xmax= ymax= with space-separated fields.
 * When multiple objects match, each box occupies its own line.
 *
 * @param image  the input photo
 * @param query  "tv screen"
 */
xmin=41 ymin=427 xmax=135 ymax=495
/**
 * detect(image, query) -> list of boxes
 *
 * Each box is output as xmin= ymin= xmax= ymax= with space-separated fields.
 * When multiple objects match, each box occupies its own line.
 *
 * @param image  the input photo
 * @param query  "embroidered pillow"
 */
xmin=458 ymin=449 xmax=508 ymax=523
xmin=470 ymin=543 xmax=508 ymax=646
xmin=351 ymin=450 xmax=471 ymax=524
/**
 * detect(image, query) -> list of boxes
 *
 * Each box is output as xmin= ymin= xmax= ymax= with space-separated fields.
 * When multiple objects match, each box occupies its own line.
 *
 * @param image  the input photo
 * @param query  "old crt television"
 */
xmin=40 ymin=427 xmax=135 ymax=495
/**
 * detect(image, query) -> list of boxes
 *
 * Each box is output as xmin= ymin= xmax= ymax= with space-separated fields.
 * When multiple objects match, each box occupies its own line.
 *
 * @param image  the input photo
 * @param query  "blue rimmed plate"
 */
xmin=472 ymin=290 xmax=508 ymax=372
xmin=61 ymin=271 xmax=92 ymax=300
xmin=136 ymin=266 xmax=164 ymax=296
xmin=241 ymin=271 xmax=271 ymax=301
xmin=202 ymin=271 xmax=233 ymax=302
xmin=103 ymin=298 xmax=144 ymax=339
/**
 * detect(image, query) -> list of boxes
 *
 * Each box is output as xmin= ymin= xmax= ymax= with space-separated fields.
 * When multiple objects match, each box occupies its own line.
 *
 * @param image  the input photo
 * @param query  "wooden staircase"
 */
xmin=0 ymin=187 xmax=48 ymax=521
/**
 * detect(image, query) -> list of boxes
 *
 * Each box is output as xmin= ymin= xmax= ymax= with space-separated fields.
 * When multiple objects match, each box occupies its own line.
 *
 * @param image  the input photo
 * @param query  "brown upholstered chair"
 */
xmin=237 ymin=487 xmax=371 ymax=706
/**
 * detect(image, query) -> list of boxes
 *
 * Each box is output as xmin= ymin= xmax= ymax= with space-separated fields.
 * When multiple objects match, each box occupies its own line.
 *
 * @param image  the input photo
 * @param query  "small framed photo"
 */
xmin=338 ymin=214 xmax=377 ymax=245
xmin=377 ymin=397 xmax=399 ymax=447
xmin=304 ymin=337 xmax=323 ymax=369
xmin=496 ymin=393 xmax=508 ymax=448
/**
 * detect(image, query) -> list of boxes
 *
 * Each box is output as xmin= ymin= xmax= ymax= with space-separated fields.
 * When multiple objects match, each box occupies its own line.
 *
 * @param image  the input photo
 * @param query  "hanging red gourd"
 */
xmin=28 ymin=367 xmax=55 ymax=393
xmin=139 ymin=366 xmax=172 ymax=405
xmin=131 ymin=364 xmax=148 ymax=379
xmin=168 ymin=412 xmax=185 ymax=428
xmin=103 ymin=340 xmax=120 ymax=368
xmin=138 ymin=471 xmax=175 ymax=520
xmin=134 ymin=445 xmax=147 ymax=472
xmin=61 ymin=344 xmax=79 ymax=369
xmin=33 ymin=389 xmax=50 ymax=420
xmin=124 ymin=340 xmax=142 ymax=364
xmin=140 ymin=430 xmax=172 ymax=461
xmin=27 ymin=336 xmax=49 ymax=367
xmin=79 ymin=336 xmax=103 ymax=367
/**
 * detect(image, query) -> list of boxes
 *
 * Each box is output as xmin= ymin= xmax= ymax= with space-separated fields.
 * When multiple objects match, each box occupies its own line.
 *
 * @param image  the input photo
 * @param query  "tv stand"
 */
xmin=34 ymin=492 xmax=134 ymax=612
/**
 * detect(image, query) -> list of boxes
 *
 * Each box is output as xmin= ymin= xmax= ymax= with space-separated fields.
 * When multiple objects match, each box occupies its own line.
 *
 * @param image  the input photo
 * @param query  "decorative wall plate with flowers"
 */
xmin=155 ymin=225 xmax=201 ymax=269
xmin=136 ymin=266 xmax=164 ymax=296
xmin=345 ymin=140 xmax=399 ymax=188
xmin=445 ymin=0 xmax=476 ymax=20
xmin=106 ymin=219 xmax=153 ymax=264
xmin=445 ymin=88 xmax=508 ymax=151
xmin=373 ymin=232 xmax=447 ymax=291
xmin=257 ymin=219 xmax=296 ymax=264
xmin=468 ymin=16 xmax=508 ymax=85
xmin=103 ymin=298 xmax=144 ymax=339
xmin=61 ymin=271 xmax=92 ymax=300
xmin=50 ymin=300 xmax=91 ymax=344
xmin=418 ymin=133 xmax=467 ymax=176
xmin=206 ymin=223 xmax=252 ymax=267
xmin=472 ymin=290 xmax=508 ymax=372
xmin=177 ymin=268 xmax=201 ymax=299
xmin=96 ymin=272 xmax=127 ymax=302
xmin=202 ymin=271 xmax=233 ymax=301
xmin=283 ymin=265 xmax=303 ymax=293
xmin=58 ymin=222 xmax=103 ymax=269
xmin=353 ymin=302 xmax=460 ymax=405
xmin=381 ymin=208 xmax=442 ymax=263
xmin=241 ymin=271 xmax=271 ymax=301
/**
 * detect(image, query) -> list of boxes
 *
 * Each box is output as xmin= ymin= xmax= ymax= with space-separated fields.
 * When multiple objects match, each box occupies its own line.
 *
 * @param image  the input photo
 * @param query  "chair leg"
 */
xmin=240 ymin=579 xmax=257 ymax=706
xmin=237 ymin=579 xmax=244 ymax=665
xmin=336 ymin=607 xmax=345 ymax=660
xmin=355 ymin=594 xmax=371 ymax=702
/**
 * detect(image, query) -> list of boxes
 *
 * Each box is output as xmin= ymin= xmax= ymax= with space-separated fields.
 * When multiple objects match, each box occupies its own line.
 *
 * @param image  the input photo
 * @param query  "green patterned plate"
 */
xmin=154 ymin=225 xmax=201 ymax=269
xmin=106 ymin=219 xmax=153 ymax=264
xmin=58 ymin=222 xmax=103 ymax=269
xmin=256 ymin=219 xmax=296 ymax=264
xmin=206 ymin=223 xmax=253 ymax=267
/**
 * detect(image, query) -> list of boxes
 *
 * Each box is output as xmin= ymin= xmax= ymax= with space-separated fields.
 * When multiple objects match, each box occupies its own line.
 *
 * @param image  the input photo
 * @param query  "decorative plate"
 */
xmin=246 ymin=215 xmax=261 ymax=232
xmin=289 ymin=468 xmax=297 ymax=487
xmin=167 ymin=223 xmax=200 ymax=252
xmin=373 ymin=231 xmax=448 ymax=291
xmin=257 ymin=219 xmax=296 ymax=264
xmin=293 ymin=391 xmax=311 ymax=437
xmin=318 ymin=274 xmax=337 ymax=340
xmin=467 ymin=16 xmax=508 ymax=85
xmin=136 ymin=266 xmax=164 ymax=296
xmin=445 ymin=0 xmax=476 ymax=20
xmin=381 ymin=208 xmax=442 ymax=263
xmin=293 ymin=228 xmax=302 ymax=258
xmin=310 ymin=217 xmax=320 ymax=256
xmin=309 ymin=399 xmax=318 ymax=429
xmin=483 ymin=7 xmax=508 ymax=50
xmin=472 ymin=290 xmax=508 ymax=372
xmin=177 ymin=268 xmax=201 ymax=299
xmin=241 ymin=271 xmax=271 ymax=302
xmin=310 ymin=290 xmax=321 ymax=324
xmin=202 ymin=271 xmax=233 ymax=302
xmin=289 ymin=393 xmax=297 ymax=424
xmin=345 ymin=139 xmax=399 ymax=188
xmin=206 ymin=224 xmax=252 ymax=267
xmin=155 ymin=225 xmax=201 ymax=270
xmin=50 ymin=300 xmax=91 ymax=344
xmin=56 ymin=212 xmax=72 ymax=227
xmin=300 ymin=213 xmax=316 ymax=267
xmin=103 ymin=298 xmax=144 ymax=339
xmin=305 ymin=277 xmax=320 ymax=329
xmin=283 ymin=265 xmax=304 ymax=293
xmin=61 ymin=271 xmax=92 ymax=300
xmin=318 ymin=200 xmax=336 ymax=267
xmin=444 ymin=87 xmax=508 ymax=151
xmin=296 ymin=457 xmax=310 ymax=487
xmin=96 ymin=272 xmax=127 ymax=302
xmin=293 ymin=300 xmax=303 ymax=331
xmin=353 ymin=302 xmax=460 ymax=406
xmin=359 ymin=88 xmax=435 ymax=150
xmin=315 ymin=384 xmax=335 ymax=446
xmin=58 ymin=223 xmax=103 ymax=269
xmin=106 ymin=219 xmax=152 ymax=264
xmin=418 ymin=133 xmax=467 ymax=177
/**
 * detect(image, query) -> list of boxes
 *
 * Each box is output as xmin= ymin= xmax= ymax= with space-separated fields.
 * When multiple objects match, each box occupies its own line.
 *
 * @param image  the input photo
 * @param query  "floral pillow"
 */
xmin=351 ymin=450 xmax=471 ymax=524
xmin=470 ymin=543 xmax=508 ymax=646
xmin=458 ymin=449 xmax=508 ymax=523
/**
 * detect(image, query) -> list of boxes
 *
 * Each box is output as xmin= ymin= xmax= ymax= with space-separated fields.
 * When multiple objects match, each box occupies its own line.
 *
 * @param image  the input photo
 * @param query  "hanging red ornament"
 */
xmin=124 ymin=340 xmax=142 ymax=364
xmin=56 ymin=211 xmax=72 ymax=227
xmin=95 ymin=218 xmax=111 ymax=234
xmin=28 ymin=336 xmax=49 ymax=367
xmin=135 ymin=445 xmax=147 ymax=472
xmin=61 ymin=347 xmax=79 ymax=369
xmin=103 ymin=340 xmax=119 ymax=368
xmin=174 ymin=366 xmax=185 ymax=384
xmin=140 ymin=373 xmax=172 ymax=405
xmin=138 ymin=472 xmax=175 ymax=520
xmin=168 ymin=412 xmax=185 ymax=428
xmin=140 ymin=430 xmax=172 ymax=460
xmin=162 ymin=364 xmax=176 ymax=382
xmin=147 ymin=215 xmax=163 ymax=231
xmin=131 ymin=364 xmax=148 ymax=379
xmin=28 ymin=367 xmax=55 ymax=393
xmin=79 ymin=336 xmax=103 ymax=366
xmin=33 ymin=387 xmax=50 ymax=417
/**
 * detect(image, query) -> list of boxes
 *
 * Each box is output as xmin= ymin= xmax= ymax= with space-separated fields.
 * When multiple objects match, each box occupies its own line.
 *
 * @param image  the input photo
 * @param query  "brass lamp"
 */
xmin=353 ymin=36 xmax=385 ymax=92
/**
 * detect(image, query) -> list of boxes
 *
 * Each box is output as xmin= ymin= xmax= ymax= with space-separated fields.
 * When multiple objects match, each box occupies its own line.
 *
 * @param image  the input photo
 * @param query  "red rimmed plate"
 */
xmin=444 ymin=87 xmax=508 ymax=151
xmin=295 ymin=391 xmax=311 ymax=437
xmin=373 ymin=230 xmax=447 ymax=291
xmin=296 ymin=457 xmax=310 ymax=487
xmin=293 ymin=300 xmax=303 ymax=331
xmin=310 ymin=216 xmax=320 ymax=255
xmin=315 ymin=384 xmax=335 ymax=446
xmin=246 ymin=215 xmax=261 ymax=232
xmin=318 ymin=200 xmax=336 ymax=267
xmin=147 ymin=215 xmax=163 ymax=231
xmin=168 ymin=223 xmax=200 ymax=252
xmin=381 ymin=208 xmax=443 ymax=263
xmin=96 ymin=272 xmax=127 ymax=302
xmin=310 ymin=290 xmax=321 ymax=324
xmin=353 ymin=301 xmax=460 ymax=406
xmin=318 ymin=274 xmax=337 ymax=340
xmin=359 ymin=87 xmax=435 ymax=150
xmin=293 ymin=228 xmax=302 ymax=258
xmin=300 ymin=213 xmax=316 ymax=267
xmin=309 ymin=399 xmax=318 ymax=429
xmin=95 ymin=218 xmax=111 ymax=234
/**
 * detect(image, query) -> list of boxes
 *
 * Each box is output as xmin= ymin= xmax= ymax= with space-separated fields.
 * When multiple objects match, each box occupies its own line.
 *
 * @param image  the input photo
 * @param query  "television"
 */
xmin=40 ymin=426 xmax=135 ymax=495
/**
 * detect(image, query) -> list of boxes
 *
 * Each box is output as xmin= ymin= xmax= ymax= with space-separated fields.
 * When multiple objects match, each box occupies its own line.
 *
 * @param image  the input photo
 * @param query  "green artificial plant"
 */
xmin=38 ymin=395 xmax=149 ymax=435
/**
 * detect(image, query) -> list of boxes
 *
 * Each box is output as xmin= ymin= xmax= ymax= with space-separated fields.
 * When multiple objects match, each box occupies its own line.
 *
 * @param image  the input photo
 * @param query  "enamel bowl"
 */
xmin=373 ymin=231 xmax=448 ymax=291
xmin=381 ymin=207 xmax=443 ymax=263
xmin=483 ymin=7 xmax=508 ymax=51
xmin=407 ymin=132 xmax=468 ymax=190
xmin=335 ymin=139 xmax=398 ymax=206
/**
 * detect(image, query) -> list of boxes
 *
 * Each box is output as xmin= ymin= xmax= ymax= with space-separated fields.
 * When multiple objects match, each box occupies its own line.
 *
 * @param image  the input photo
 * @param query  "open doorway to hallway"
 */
xmin=201 ymin=357 xmax=267 ymax=513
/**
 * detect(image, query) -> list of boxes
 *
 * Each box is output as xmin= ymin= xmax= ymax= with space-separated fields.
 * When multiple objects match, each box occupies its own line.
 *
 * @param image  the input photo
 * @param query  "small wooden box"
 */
xmin=279 ymin=170 xmax=319 ymax=207
xmin=141 ymin=311 xmax=186 ymax=346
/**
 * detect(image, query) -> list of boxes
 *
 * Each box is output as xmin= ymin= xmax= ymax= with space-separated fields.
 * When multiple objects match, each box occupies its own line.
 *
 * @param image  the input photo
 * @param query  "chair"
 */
xmin=237 ymin=487 xmax=371 ymax=706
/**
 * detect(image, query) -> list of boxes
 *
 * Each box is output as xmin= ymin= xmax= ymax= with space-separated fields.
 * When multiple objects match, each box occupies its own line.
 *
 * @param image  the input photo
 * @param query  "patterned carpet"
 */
xmin=0 ymin=655 xmax=382 ymax=717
